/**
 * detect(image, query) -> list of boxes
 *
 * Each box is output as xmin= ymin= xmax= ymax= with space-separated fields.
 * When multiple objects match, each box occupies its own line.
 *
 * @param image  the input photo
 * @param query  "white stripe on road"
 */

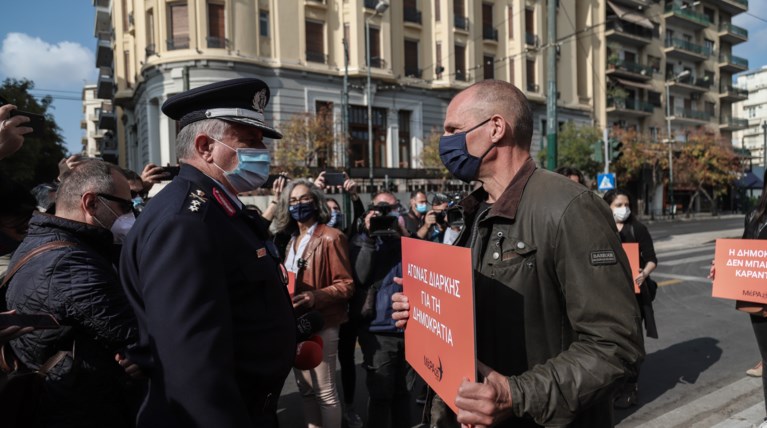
xmin=710 ymin=402 xmax=765 ymax=428
xmin=660 ymin=254 xmax=716 ymax=267
xmin=657 ymin=245 xmax=715 ymax=258
xmin=651 ymin=272 xmax=711 ymax=284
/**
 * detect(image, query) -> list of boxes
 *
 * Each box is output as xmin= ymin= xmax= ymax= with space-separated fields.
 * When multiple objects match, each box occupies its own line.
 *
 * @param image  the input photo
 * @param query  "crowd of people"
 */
xmin=0 ymin=77 xmax=763 ymax=428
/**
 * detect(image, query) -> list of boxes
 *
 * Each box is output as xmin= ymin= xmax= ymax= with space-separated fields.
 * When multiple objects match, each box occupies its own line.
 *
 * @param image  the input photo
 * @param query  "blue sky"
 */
xmin=0 ymin=1 xmax=765 ymax=156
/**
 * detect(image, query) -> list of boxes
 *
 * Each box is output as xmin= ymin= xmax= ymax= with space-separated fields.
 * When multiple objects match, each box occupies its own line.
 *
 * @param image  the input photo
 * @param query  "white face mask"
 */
xmin=612 ymin=206 xmax=631 ymax=223
xmin=110 ymin=212 xmax=136 ymax=243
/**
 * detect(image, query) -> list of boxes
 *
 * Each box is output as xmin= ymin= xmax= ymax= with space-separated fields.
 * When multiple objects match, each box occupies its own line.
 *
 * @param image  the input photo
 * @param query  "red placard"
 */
xmin=402 ymin=237 xmax=476 ymax=415
xmin=287 ymin=271 xmax=296 ymax=297
xmin=622 ymin=243 xmax=640 ymax=294
xmin=713 ymin=239 xmax=767 ymax=304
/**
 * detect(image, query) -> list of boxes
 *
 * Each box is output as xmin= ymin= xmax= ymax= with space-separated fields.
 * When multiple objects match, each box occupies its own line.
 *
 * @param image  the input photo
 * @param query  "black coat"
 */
xmin=119 ymin=165 xmax=296 ymax=428
xmin=4 ymin=212 xmax=138 ymax=428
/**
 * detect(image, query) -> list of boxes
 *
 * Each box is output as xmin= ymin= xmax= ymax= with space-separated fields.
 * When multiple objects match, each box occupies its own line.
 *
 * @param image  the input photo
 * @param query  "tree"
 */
xmin=674 ymin=130 xmax=740 ymax=215
xmin=0 ymin=79 xmax=66 ymax=189
xmin=537 ymin=121 xmax=602 ymax=179
xmin=612 ymin=128 xmax=669 ymax=217
xmin=419 ymin=129 xmax=449 ymax=179
xmin=273 ymin=107 xmax=335 ymax=179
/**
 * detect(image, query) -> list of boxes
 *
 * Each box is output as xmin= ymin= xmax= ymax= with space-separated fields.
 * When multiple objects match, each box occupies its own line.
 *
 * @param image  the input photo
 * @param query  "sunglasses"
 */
xmin=97 ymin=193 xmax=134 ymax=214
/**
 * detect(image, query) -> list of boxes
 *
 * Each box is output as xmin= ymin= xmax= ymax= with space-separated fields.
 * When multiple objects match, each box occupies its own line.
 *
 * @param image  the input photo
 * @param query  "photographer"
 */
xmin=349 ymin=191 xmax=411 ymax=428
xmin=416 ymin=193 xmax=450 ymax=242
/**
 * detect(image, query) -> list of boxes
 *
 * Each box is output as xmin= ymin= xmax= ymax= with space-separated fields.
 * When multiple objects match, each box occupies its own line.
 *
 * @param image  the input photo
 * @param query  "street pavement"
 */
xmin=279 ymin=215 xmax=766 ymax=427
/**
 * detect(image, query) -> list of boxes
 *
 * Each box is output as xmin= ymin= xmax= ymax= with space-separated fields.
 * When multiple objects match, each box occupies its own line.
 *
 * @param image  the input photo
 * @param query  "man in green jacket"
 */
xmin=392 ymin=80 xmax=644 ymax=427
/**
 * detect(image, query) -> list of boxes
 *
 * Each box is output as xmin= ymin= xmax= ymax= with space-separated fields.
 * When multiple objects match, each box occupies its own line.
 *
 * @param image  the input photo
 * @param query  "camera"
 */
xmin=366 ymin=202 xmax=401 ymax=237
xmin=369 ymin=202 xmax=396 ymax=216
xmin=434 ymin=211 xmax=447 ymax=224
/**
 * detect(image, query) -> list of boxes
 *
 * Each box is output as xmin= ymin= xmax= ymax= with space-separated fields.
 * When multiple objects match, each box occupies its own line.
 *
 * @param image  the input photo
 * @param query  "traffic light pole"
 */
xmin=603 ymin=128 xmax=610 ymax=174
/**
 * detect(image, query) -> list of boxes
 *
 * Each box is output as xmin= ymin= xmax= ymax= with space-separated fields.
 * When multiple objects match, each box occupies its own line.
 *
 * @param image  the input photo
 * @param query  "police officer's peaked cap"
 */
xmin=161 ymin=78 xmax=282 ymax=139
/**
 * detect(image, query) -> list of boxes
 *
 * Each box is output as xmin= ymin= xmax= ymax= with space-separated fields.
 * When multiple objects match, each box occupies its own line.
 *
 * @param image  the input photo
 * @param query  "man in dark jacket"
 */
xmin=4 ymin=160 xmax=139 ymax=427
xmin=120 ymin=78 xmax=295 ymax=428
xmin=393 ymin=80 xmax=644 ymax=427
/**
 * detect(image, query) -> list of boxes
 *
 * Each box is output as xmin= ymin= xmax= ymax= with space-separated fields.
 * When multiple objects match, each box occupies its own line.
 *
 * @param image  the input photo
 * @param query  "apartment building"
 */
xmin=92 ymin=0 xmax=604 ymax=177
xmin=81 ymin=84 xmax=117 ymax=162
xmin=596 ymin=0 xmax=749 ymax=143
xmin=733 ymin=66 xmax=767 ymax=168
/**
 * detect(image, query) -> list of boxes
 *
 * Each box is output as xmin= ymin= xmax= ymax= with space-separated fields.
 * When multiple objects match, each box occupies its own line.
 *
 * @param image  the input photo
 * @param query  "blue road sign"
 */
xmin=597 ymin=173 xmax=616 ymax=191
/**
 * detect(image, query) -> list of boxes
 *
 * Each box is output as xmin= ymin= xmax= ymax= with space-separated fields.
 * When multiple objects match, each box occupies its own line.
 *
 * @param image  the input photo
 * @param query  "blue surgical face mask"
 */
xmin=439 ymin=117 xmax=494 ymax=183
xmin=211 ymin=138 xmax=271 ymax=192
xmin=289 ymin=202 xmax=317 ymax=223
xmin=415 ymin=203 xmax=428 ymax=214
xmin=327 ymin=210 xmax=344 ymax=228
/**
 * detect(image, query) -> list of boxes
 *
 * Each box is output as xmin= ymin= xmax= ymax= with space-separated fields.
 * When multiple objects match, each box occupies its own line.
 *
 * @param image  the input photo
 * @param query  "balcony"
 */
xmin=719 ymin=84 xmax=748 ymax=102
xmin=98 ymin=103 xmax=116 ymax=131
xmin=206 ymin=37 xmax=228 ymax=49
xmin=364 ymin=0 xmax=377 ymax=9
xmin=145 ymin=44 xmax=157 ymax=59
xmin=167 ymin=36 xmax=190 ymax=50
xmin=666 ymin=74 xmax=712 ymax=93
xmin=606 ymin=98 xmax=654 ymax=117
xmin=710 ymin=0 xmax=748 ymax=15
xmin=96 ymin=74 xmax=114 ymax=100
xmin=525 ymin=33 xmax=539 ymax=48
xmin=306 ymin=50 xmax=328 ymax=64
xmin=483 ymin=26 xmax=498 ymax=41
xmin=306 ymin=0 xmax=327 ymax=8
xmin=403 ymin=6 xmax=422 ymax=25
xmin=94 ymin=4 xmax=111 ymax=37
xmin=605 ymin=18 xmax=653 ymax=46
xmin=719 ymin=22 xmax=748 ymax=45
xmin=664 ymin=3 xmax=712 ymax=30
xmin=669 ymin=108 xmax=712 ymax=125
xmin=527 ymin=82 xmax=539 ymax=92
xmin=720 ymin=116 xmax=750 ymax=131
xmin=664 ymin=38 xmax=710 ymax=62
xmin=719 ymin=53 xmax=749 ymax=73
xmin=454 ymin=15 xmax=469 ymax=31
xmin=404 ymin=68 xmax=422 ymax=78
xmin=610 ymin=0 xmax=650 ymax=7
xmin=606 ymin=59 xmax=654 ymax=81
xmin=96 ymin=38 xmax=113 ymax=68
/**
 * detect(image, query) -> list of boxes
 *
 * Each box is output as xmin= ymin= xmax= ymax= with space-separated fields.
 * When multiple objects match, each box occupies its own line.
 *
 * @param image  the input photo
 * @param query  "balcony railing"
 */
xmin=608 ymin=98 xmax=655 ymax=113
xmin=364 ymin=0 xmax=377 ymax=9
xmin=719 ymin=53 xmax=749 ymax=68
xmin=167 ymin=36 xmax=190 ymax=50
xmin=404 ymin=67 xmax=422 ymax=78
xmin=665 ymin=38 xmax=711 ymax=56
xmin=608 ymin=59 xmax=654 ymax=76
xmin=527 ymin=82 xmax=539 ymax=92
xmin=525 ymin=33 xmax=539 ymax=47
xmin=206 ymin=36 xmax=227 ymax=49
xmin=605 ymin=18 xmax=654 ymax=40
xmin=145 ymin=44 xmax=156 ymax=59
xmin=454 ymin=15 xmax=469 ymax=30
xmin=369 ymin=57 xmax=387 ymax=68
xmin=720 ymin=84 xmax=749 ymax=97
xmin=719 ymin=22 xmax=748 ymax=38
xmin=306 ymin=50 xmax=327 ymax=64
xmin=674 ymin=108 xmax=711 ymax=121
xmin=664 ymin=3 xmax=712 ymax=27
xmin=483 ymin=26 xmax=498 ymax=41
xmin=721 ymin=116 xmax=749 ymax=128
xmin=403 ymin=7 xmax=422 ymax=24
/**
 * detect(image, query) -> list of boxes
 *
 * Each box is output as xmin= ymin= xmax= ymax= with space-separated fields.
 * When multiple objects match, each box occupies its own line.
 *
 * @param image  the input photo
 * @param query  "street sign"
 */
xmin=597 ymin=173 xmax=616 ymax=191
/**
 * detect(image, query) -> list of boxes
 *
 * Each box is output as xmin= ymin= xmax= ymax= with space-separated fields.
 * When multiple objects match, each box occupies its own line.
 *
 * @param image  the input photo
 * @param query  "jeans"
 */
xmin=751 ymin=315 xmax=767 ymax=415
xmin=294 ymin=326 xmax=342 ymax=428
xmin=358 ymin=331 xmax=410 ymax=428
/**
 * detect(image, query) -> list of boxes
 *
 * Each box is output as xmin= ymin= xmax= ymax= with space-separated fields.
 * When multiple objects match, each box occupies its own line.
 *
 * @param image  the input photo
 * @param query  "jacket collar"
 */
xmin=27 ymin=211 xmax=114 ymax=252
xmin=178 ymin=164 xmax=243 ymax=215
xmin=459 ymin=156 xmax=537 ymax=221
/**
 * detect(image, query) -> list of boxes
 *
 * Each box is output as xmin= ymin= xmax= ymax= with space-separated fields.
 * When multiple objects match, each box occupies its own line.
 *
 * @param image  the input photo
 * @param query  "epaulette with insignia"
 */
xmin=186 ymin=189 xmax=208 ymax=213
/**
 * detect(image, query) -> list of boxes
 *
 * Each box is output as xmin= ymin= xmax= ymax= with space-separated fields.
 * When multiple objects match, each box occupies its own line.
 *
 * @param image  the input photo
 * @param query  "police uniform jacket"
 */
xmin=437 ymin=157 xmax=645 ymax=427
xmin=119 ymin=164 xmax=295 ymax=428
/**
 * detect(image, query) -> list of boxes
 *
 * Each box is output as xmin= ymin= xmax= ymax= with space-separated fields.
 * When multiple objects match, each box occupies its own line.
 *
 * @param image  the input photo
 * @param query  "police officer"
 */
xmin=120 ymin=78 xmax=295 ymax=428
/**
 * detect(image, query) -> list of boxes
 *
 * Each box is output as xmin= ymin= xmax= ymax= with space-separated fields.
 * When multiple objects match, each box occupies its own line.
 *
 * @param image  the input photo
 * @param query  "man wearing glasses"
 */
xmin=3 ymin=160 xmax=139 ymax=427
xmin=119 ymin=78 xmax=295 ymax=428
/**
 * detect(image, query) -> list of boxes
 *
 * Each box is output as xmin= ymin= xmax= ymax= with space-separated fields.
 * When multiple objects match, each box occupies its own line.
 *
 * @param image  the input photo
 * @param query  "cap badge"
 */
xmin=252 ymin=89 xmax=268 ymax=114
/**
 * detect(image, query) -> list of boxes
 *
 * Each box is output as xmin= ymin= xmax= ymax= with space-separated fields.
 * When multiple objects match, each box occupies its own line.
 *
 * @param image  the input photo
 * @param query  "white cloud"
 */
xmin=0 ymin=32 xmax=95 ymax=89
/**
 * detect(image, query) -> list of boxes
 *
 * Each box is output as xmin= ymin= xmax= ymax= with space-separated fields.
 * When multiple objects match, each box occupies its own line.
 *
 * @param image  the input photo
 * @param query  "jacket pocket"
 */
xmin=489 ymin=241 xmax=537 ymax=287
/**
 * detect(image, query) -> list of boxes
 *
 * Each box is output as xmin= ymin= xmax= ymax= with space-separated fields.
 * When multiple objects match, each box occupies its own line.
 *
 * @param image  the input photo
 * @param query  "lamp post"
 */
xmin=366 ymin=1 xmax=389 ymax=193
xmin=762 ymin=121 xmax=767 ymax=170
xmin=665 ymin=69 xmax=690 ymax=220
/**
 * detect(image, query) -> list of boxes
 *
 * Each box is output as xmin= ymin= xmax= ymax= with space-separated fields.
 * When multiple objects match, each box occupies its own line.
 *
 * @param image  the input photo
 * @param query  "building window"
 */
xmin=648 ymin=91 xmax=662 ymax=107
xmin=398 ymin=110 xmax=412 ymax=168
xmin=649 ymin=127 xmax=659 ymax=142
xmin=146 ymin=8 xmax=155 ymax=55
xmin=435 ymin=42 xmax=443 ymax=78
xmin=705 ymin=101 xmax=715 ymax=116
xmin=648 ymin=55 xmax=661 ymax=74
xmin=482 ymin=3 xmax=494 ymax=40
xmin=704 ymin=38 xmax=715 ymax=54
xmin=207 ymin=2 xmax=225 ymax=48
xmin=167 ymin=2 xmax=189 ymax=50
xmin=526 ymin=59 xmax=536 ymax=91
xmin=306 ymin=20 xmax=325 ymax=63
xmin=404 ymin=40 xmax=420 ymax=77
xmin=315 ymin=101 xmax=334 ymax=168
xmin=455 ymin=44 xmax=466 ymax=81
xmin=525 ymin=8 xmax=534 ymax=42
xmin=124 ymin=50 xmax=131 ymax=88
xmin=508 ymin=5 xmax=513 ymax=38
xmin=703 ymin=7 xmax=715 ymax=24
xmin=259 ymin=10 xmax=269 ymax=37
xmin=509 ymin=58 xmax=514 ymax=83
xmin=349 ymin=105 xmax=387 ymax=168
xmin=367 ymin=26 xmax=382 ymax=68
xmin=483 ymin=55 xmax=494 ymax=80
xmin=122 ymin=0 xmax=130 ymax=30
xmin=435 ymin=0 xmax=440 ymax=21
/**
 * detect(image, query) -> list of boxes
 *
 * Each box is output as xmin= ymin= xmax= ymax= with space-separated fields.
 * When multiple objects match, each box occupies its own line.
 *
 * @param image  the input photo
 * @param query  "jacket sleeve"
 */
xmin=351 ymin=234 xmax=377 ymax=287
xmin=133 ymin=215 xmax=252 ymax=427
xmin=58 ymin=251 xmax=137 ymax=351
xmin=313 ymin=232 xmax=355 ymax=309
xmin=634 ymin=221 xmax=658 ymax=266
xmin=508 ymin=192 xmax=645 ymax=425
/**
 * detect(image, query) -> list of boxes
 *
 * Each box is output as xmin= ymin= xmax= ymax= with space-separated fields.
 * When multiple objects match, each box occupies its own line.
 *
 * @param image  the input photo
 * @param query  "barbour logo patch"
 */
xmin=590 ymin=250 xmax=617 ymax=266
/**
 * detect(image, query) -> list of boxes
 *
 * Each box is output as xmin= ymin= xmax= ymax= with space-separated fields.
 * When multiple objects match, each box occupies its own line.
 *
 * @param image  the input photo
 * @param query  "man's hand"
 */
xmin=634 ymin=269 xmax=647 ymax=286
xmin=343 ymin=173 xmax=357 ymax=195
xmin=708 ymin=260 xmax=715 ymax=280
xmin=455 ymin=362 xmax=514 ymax=427
xmin=140 ymin=163 xmax=169 ymax=193
xmin=0 ymin=310 xmax=34 ymax=345
xmin=115 ymin=353 xmax=144 ymax=379
xmin=292 ymin=292 xmax=315 ymax=309
xmin=0 ymin=105 xmax=31 ymax=160
xmin=424 ymin=210 xmax=438 ymax=226
xmin=272 ymin=173 xmax=289 ymax=199
xmin=392 ymin=291 xmax=410 ymax=329
xmin=364 ymin=209 xmax=379 ymax=232
xmin=314 ymin=171 xmax=327 ymax=190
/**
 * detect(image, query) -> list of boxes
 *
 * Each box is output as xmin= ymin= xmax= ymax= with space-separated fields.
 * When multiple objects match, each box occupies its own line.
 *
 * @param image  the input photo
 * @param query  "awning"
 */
xmin=735 ymin=171 xmax=764 ymax=189
xmin=607 ymin=1 xmax=654 ymax=30
xmin=613 ymin=77 xmax=655 ymax=91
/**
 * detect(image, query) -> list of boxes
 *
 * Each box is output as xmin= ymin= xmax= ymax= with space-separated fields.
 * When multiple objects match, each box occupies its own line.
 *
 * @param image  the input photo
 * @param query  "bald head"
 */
xmin=453 ymin=80 xmax=533 ymax=149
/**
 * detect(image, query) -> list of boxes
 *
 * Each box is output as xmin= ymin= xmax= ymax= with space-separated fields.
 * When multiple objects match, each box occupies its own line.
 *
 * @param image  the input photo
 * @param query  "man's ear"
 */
xmin=81 ymin=192 xmax=100 ymax=217
xmin=490 ymin=115 xmax=507 ymax=143
xmin=195 ymin=134 xmax=215 ymax=162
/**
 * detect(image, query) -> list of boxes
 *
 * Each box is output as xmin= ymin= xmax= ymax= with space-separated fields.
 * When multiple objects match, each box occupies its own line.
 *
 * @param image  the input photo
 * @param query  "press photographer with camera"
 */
xmin=348 ymin=191 xmax=411 ymax=428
